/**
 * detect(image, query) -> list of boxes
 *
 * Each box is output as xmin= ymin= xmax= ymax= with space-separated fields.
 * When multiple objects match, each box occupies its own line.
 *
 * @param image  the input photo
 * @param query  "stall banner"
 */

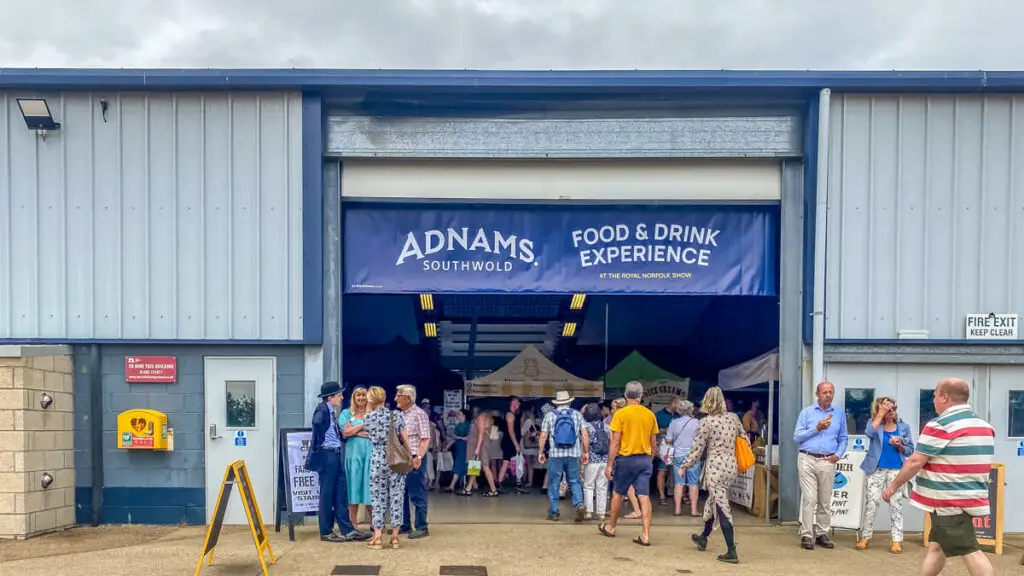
xmin=799 ymin=450 xmax=868 ymax=530
xmin=729 ymin=465 xmax=755 ymax=508
xmin=642 ymin=381 xmax=690 ymax=413
xmin=284 ymin=431 xmax=320 ymax=514
xmin=343 ymin=206 xmax=777 ymax=295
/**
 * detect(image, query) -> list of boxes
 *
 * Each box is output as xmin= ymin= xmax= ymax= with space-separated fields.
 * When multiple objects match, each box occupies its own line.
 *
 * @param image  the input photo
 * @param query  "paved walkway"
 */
xmin=1 ymin=522 xmax=1021 ymax=576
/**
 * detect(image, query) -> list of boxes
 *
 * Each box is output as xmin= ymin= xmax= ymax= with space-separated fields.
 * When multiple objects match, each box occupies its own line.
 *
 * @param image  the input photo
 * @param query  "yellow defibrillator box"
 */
xmin=116 ymin=409 xmax=171 ymax=450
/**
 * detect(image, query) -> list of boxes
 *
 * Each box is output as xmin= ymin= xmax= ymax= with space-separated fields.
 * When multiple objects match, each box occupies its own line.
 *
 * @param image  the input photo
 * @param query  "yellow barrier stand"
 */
xmin=922 ymin=463 xmax=1005 ymax=555
xmin=195 ymin=460 xmax=275 ymax=576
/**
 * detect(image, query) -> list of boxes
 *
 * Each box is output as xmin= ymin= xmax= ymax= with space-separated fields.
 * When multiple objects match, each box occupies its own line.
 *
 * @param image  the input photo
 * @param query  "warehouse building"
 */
xmin=0 ymin=69 xmax=1020 ymax=538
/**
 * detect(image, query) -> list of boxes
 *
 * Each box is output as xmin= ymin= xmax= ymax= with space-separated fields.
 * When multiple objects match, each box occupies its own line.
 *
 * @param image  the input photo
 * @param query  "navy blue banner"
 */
xmin=343 ymin=206 xmax=776 ymax=296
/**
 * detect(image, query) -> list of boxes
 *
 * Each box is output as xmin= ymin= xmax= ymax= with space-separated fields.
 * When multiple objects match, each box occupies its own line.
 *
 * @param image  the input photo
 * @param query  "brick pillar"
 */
xmin=0 ymin=346 xmax=76 ymax=539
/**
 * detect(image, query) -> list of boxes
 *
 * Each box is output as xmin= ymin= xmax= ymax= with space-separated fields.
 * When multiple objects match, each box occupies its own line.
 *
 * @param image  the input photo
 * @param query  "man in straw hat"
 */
xmin=308 ymin=381 xmax=370 ymax=543
xmin=538 ymin=391 xmax=590 ymax=522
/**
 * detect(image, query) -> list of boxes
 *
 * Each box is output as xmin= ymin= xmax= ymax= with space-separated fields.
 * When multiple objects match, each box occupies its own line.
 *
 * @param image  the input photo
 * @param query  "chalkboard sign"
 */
xmin=274 ymin=428 xmax=318 ymax=541
xmin=923 ymin=463 xmax=1005 ymax=555
xmin=194 ymin=460 xmax=276 ymax=576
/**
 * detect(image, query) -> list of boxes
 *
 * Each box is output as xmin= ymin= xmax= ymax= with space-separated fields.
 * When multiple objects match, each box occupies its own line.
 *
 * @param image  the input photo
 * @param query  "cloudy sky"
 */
xmin=0 ymin=0 xmax=1019 ymax=70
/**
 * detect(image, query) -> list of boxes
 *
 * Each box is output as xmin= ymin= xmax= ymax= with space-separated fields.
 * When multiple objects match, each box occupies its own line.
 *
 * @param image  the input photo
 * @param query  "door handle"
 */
xmin=209 ymin=423 xmax=222 ymax=440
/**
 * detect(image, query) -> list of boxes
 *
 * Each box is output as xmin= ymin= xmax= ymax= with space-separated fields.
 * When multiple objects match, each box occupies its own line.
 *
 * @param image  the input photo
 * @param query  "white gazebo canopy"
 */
xmin=718 ymin=348 xmax=779 ymax=390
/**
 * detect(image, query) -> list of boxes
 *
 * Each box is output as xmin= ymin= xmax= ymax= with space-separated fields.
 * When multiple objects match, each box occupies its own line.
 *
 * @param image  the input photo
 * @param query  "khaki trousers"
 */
xmin=798 ymin=452 xmax=836 ymax=539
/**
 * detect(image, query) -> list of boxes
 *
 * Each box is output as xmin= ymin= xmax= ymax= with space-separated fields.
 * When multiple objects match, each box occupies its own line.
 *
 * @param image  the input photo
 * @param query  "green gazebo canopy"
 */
xmin=603 ymin=351 xmax=684 ymax=389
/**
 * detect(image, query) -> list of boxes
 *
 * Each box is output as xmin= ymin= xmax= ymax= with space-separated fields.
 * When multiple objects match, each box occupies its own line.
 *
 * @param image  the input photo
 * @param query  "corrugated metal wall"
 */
xmin=826 ymin=94 xmax=1024 ymax=340
xmin=0 ymin=92 xmax=304 ymax=341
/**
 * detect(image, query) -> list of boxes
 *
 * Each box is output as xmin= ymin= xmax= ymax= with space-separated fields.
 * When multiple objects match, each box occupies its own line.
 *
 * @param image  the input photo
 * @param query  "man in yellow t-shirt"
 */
xmin=598 ymin=381 xmax=659 ymax=546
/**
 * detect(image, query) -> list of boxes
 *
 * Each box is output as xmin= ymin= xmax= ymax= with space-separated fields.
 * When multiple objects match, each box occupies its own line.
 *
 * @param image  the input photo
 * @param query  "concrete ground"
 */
xmin=2 ymin=495 xmax=1021 ymax=575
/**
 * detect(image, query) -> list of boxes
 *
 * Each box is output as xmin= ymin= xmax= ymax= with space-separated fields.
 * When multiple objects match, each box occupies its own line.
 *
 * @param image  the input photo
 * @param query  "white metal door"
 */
xmin=988 ymin=366 xmax=1023 ymax=533
xmin=204 ymin=356 xmax=276 ymax=526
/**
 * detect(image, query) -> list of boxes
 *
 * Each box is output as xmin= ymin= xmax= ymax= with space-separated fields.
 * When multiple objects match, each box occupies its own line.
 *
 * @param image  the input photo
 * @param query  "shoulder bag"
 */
xmin=387 ymin=410 xmax=414 ymax=475
xmin=734 ymin=414 xmax=755 ymax=473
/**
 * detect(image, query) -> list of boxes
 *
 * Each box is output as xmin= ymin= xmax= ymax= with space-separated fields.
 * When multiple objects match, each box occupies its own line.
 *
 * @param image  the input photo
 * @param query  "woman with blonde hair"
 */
xmin=340 ymin=386 xmax=373 ymax=527
xmin=678 ymin=386 xmax=745 ymax=564
xmin=856 ymin=396 xmax=914 ymax=553
xmin=361 ymin=386 xmax=409 ymax=549
xmin=461 ymin=409 xmax=499 ymax=496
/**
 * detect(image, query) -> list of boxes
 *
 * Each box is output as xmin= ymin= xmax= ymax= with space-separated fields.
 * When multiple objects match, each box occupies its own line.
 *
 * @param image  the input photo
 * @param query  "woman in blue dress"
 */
xmin=340 ymin=386 xmax=373 ymax=528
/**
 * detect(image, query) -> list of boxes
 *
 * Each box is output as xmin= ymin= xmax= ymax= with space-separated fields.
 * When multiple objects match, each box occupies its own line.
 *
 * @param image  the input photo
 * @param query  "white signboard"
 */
xmin=965 ymin=313 xmax=1018 ymax=340
xmin=797 ymin=450 xmax=867 ymax=530
xmin=284 ymin=430 xmax=320 ymax=514
xmin=728 ymin=466 xmax=755 ymax=508
xmin=641 ymin=381 xmax=690 ymax=413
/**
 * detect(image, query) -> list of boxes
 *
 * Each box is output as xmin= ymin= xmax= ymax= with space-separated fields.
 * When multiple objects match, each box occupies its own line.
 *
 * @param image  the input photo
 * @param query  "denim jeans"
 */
xmin=317 ymin=449 xmax=356 ymax=536
xmin=546 ymin=457 xmax=583 ymax=515
xmin=401 ymin=464 xmax=429 ymax=531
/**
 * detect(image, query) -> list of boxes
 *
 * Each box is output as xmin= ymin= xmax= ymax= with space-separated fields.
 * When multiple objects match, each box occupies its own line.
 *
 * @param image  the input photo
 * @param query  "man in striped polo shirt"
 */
xmin=882 ymin=378 xmax=995 ymax=576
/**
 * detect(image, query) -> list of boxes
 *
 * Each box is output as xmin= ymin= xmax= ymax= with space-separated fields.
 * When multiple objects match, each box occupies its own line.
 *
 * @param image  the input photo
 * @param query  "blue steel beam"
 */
xmin=0 ymin=68 xmax=1022 ymax=91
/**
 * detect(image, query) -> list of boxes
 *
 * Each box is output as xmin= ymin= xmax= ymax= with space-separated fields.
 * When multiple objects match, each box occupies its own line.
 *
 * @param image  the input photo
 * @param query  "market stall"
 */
xmin=603 ymin=350 xmax=689 ymax=410
xmin=465 ymin=345 xmax=603 ymax=398
xmin=719 ymin=348 xmax=779 ymax=521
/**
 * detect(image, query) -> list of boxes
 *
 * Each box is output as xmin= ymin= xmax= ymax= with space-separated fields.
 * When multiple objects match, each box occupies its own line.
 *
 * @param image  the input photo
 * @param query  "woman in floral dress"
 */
xmin=678 ymin=386 xmax=745 ymax=564
xmin=362 ymin=386 xmax=408 ymax=549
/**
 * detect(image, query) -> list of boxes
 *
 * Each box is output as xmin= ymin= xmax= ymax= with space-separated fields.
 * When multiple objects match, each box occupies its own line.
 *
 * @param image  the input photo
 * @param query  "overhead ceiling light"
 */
xmin=423 ymin=322 xmax=438 ymax=338
xmin=419 ymin=294 xmax=434 ymax=311
xmin=569 ymin=294 xmax=586 ymax=310
xmin=17 ymin=97 xmax=61 ymax=131
xmin=562 ymin=322 xmax=576 ymax=338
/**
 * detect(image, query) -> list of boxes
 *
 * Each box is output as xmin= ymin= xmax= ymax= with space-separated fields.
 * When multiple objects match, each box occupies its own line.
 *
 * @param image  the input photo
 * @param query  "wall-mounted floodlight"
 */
xmin=17 ymin=98 xmax=61 ymax=140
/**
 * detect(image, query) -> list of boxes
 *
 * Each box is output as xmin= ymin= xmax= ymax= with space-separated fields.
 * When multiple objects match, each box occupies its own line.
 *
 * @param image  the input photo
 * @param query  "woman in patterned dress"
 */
xmin=362 ymin=386 xmax=409 ymax=549
xmin=678 ymin=386 xmax=745 ymax=564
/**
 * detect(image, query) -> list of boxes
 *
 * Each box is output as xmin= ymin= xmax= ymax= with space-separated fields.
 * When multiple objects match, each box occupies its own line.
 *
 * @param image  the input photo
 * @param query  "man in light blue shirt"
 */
xmin=793 ymin=381 xmax=848 ymax=551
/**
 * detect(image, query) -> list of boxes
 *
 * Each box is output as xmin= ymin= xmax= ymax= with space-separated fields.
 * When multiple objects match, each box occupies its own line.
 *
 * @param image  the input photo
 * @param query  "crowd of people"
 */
xmin=304 ymin=376 xmax=998 ymax=574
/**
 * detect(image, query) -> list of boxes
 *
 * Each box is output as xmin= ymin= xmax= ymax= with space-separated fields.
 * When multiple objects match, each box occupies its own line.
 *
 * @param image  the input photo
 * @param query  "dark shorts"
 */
xmin=501 ymin=438 xmax=518 ymax=460
xmin=655 ymin=457 xmax=668 ymax=472
xmin=613 ymin=455 xmax=653 ymax=497
xmin=930 ymin=512 xmax=981 ymax=558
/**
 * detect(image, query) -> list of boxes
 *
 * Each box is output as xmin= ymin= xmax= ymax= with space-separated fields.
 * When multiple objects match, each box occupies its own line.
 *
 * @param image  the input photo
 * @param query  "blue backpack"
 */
xmin=552 ymin=410 xmax=578 ymax=449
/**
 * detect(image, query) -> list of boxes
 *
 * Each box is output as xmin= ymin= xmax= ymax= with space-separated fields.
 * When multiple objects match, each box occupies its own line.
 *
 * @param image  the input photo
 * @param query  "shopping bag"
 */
xmin=735 ymin=436 xmax=755 ymax=473
xmin=658 ymin=439 xmax=673 ymax=463
xmin=438 ymin=451 xmax=454 ymax=472
xmin=511 ymin=454 xmax=525 ymax=481
xmin=467 ymin=459 xmax=482 ymax=476
xmin=387 ymin=411 xmax=414 ymax=474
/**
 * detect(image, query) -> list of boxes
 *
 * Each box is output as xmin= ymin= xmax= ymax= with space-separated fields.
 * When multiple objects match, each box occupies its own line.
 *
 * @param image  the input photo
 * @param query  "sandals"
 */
xmin=390 ymin=539 xmax=400 ymax=549
xmin=633 ymin=536 xmax=651 ymax=547
xmin=598 ymin=523 xmax=615 ymax=538
xmin=365 ymin=539 xmax=383 ymax=550
xmin=481 ymin=490 xmax=499 ymax=497
xmin=624 ymin=512 xmax=641 ymax=520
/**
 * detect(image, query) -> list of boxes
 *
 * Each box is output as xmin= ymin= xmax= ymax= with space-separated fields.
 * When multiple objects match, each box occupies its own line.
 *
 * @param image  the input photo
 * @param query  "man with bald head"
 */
xmin=793 ymin=381 xmax=848 ymax=550
xmin=882 ymin=378 xmax=995 ymax=576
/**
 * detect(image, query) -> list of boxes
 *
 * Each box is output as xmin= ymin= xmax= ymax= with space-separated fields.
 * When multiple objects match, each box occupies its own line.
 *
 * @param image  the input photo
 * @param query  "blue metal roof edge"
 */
xmin=0 ymin=68 xmax=1021 ymax=90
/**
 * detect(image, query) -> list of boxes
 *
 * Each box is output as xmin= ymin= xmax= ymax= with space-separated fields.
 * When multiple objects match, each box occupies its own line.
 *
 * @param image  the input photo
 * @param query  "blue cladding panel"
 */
xmin=802 ymin=97 xmax=819 ymax=343
xmin=0 ymin=68 xmax=1018 ymax=91
xmin=76 ymin=487 xmax=206 ymax=525
xmin=73 ymin=344 xmax=306 ymax=524
xmin=302 ymin=93 xmax=324 ymax=344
